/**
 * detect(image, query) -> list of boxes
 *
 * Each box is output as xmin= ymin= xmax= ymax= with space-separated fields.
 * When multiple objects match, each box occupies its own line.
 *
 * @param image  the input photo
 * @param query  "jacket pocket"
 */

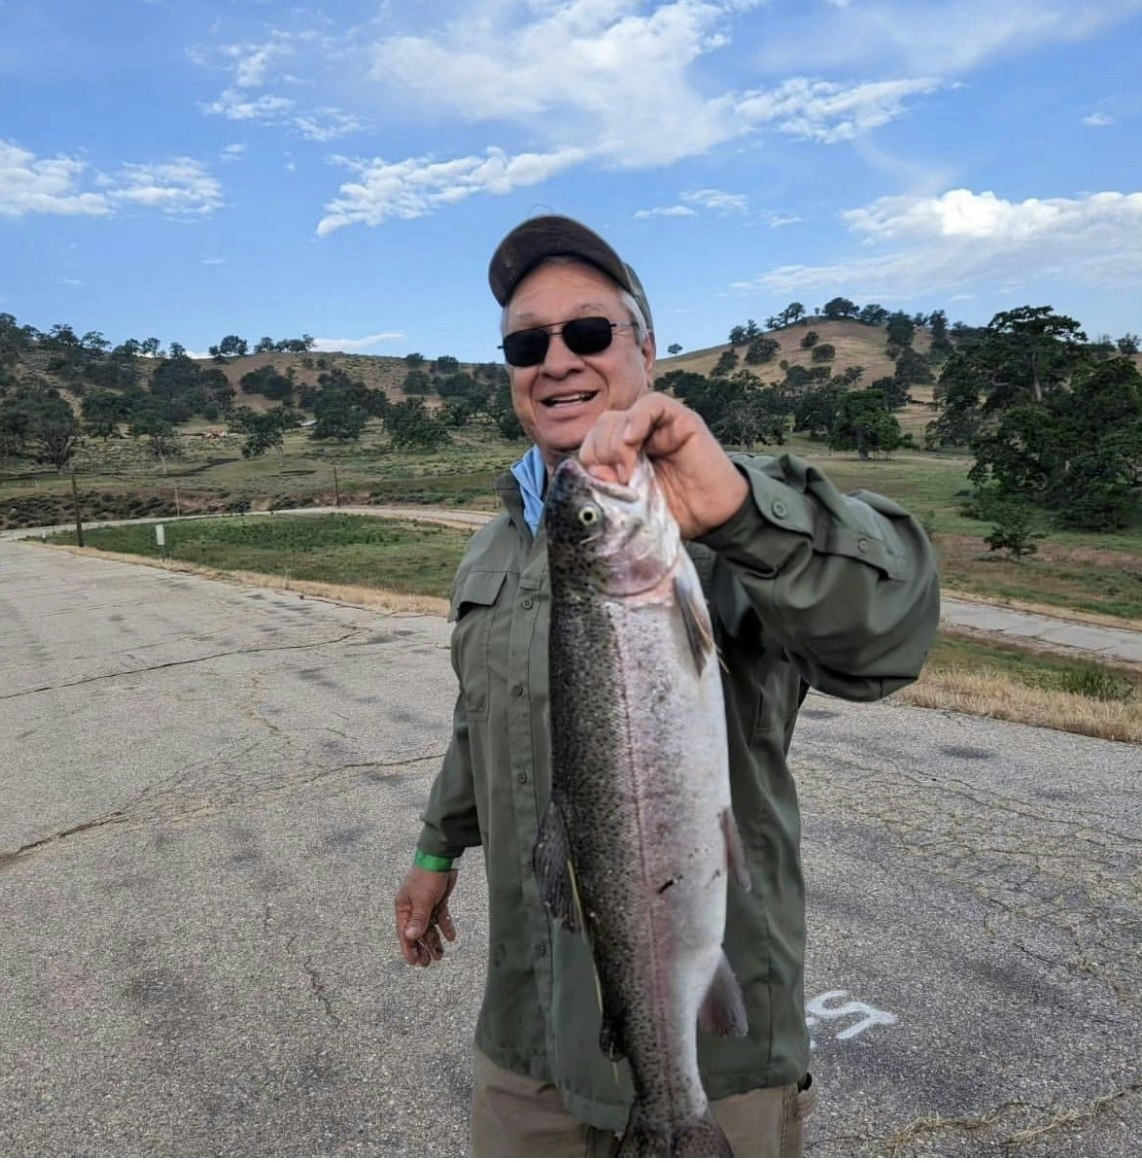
xmin=450 ymin=569 xmax=508 ymax=719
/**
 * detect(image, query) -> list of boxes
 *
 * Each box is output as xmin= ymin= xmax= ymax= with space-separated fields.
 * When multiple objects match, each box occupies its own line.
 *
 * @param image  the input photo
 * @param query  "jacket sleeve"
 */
xmin=417 ymin=692 xmax=483 ymax=859
xmin=698 ymin=451 xmax=940 ymax=702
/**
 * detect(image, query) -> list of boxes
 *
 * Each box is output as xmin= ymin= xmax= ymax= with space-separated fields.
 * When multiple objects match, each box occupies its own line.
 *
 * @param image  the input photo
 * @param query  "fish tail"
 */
xmin=617 ymin=1104 xmax=733 ymax=1157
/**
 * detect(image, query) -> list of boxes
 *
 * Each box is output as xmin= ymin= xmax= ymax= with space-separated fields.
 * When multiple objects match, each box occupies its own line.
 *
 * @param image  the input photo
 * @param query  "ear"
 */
xmin=641 ymin=332 xmax=656 ymax=380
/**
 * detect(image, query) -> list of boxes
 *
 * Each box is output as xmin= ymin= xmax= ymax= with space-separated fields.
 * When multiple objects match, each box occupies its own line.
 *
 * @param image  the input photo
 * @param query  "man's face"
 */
xmin=503 ymin=261 xmax=655 ymax=467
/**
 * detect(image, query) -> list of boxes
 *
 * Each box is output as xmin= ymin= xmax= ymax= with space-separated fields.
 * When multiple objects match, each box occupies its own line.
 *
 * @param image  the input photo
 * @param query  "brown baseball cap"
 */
xmin=488 ymin=214 xmax=654 ymax=333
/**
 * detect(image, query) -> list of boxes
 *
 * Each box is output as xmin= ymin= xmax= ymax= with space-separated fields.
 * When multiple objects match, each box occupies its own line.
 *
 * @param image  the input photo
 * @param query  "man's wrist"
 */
xmin=414 ymin=848 xmax=456 ymax=873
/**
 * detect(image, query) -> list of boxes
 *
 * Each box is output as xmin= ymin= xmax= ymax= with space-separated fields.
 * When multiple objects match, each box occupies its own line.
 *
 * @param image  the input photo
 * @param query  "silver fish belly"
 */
xmin=536 ymin=455 xmax=750 ymax=1157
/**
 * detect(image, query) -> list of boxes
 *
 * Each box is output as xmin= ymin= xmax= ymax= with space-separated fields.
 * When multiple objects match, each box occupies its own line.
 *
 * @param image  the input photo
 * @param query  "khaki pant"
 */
xmin=470 ymin=1047 xmax=817 ymax=1157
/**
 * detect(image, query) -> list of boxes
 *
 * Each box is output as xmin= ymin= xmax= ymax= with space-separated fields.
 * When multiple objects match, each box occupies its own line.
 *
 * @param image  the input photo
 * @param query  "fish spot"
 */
xmin=656 ymin=877 xmax=682 ymax=895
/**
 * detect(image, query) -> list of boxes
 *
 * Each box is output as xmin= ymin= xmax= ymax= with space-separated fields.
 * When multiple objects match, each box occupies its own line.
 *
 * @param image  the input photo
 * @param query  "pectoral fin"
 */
xmin=533 ymin=802 xmax=579 ymax=932
xmin=698 ymin=952 xmax=749 ymax=1039
xmin=674 ymin=572 xmax=716 ymax=677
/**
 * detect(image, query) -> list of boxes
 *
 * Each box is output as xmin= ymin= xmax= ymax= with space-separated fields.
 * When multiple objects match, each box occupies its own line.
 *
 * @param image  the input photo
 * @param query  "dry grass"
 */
xmin=896 ymin=666 xmax=1141 ymax=743
xmin=659 ymin=318 xmax=936 ymax=385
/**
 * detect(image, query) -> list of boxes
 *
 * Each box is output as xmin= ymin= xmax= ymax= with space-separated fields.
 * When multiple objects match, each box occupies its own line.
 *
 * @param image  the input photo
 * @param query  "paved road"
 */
xmin=1 ymin=540 xmax=1139 ymax=1156
xmin=8 ymin=508 xmax=1140 ymax=667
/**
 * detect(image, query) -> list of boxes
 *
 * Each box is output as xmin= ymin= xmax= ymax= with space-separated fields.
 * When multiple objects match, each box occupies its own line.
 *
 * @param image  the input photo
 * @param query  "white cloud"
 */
xmin=0 ymin=139 xmax=223 ymax=221
xmin=754 ymin=1 xmax=1142 ymax=76
xmin=0 ymin=138 xmax=110 ymax=218
xmin=634 ymin=187 xmax=750 ymax=218
xmin=101 ymin=158 xmax=224 ymax=218
xmin=312 ymin=332 xmax=404 ymax=352
xmin=746 ymin=188 xmax=1142 ymax=298
xmin=200 ymin=258 xmax=227 ymax=265
xmin=221 ymin=143 xmax=246 ymax=160
xmin=229 ymin=41 xmax=287 ymax=89
xmin=201 ymin=88 xmax=296 ymax=122
xmin=634 ymin=204 xmax=697 ymax=218
xmin=363 ymin=2 xmax=934 ymax=168
xmin=682 ymin=188 xmax=749 ymax=213
xmin=293 ymin=110 xmax=365 ymax=142
xmin=761 ymin=210 xmax=804 ymax=227
xmin=195 ymin=30 xmax=364 ymax=142
xmin=316 ymin=146 xmax=587 ymax=236
xmin=1082 ymin=112 xmax=1115 ymax=127
xmin=735 ymin=76 xmax=942 ymax=143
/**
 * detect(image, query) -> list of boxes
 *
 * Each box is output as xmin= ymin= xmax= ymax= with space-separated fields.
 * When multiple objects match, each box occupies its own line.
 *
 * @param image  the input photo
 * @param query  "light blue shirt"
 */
xmin=510 ymin=445 xmax=547 ymax=534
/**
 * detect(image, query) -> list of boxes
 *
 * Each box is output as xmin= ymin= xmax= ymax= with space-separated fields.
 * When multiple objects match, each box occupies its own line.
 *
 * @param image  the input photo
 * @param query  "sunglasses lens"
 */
xmin=562 ymin=317 xmax=615 ymax=356
xmin=501 ymin=317 xmax=619 ymax=367
xmin=502 ymin=328 xmax=549 ymax=367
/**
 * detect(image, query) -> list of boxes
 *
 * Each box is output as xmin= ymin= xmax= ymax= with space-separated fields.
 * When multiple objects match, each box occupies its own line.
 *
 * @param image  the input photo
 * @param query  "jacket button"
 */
xmin=511 ymin=682 xmax=524 ymax=696
xmin=521 ymin=596 xmax=534 ymax=610
xmin=535 ymin=942 xmax=547 ymax=957
xmin=857 ymin=537 xmax=869 ymax=552
xmin=517 ymin=771 xmax=529 ymax=785
xmin=772 ymin=501 xmax=787 ymax=518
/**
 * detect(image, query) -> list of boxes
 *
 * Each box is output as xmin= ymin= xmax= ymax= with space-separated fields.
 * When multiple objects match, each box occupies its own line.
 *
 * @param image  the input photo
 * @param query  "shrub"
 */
xmin=1056 ymin=665 xmax=1135 ymax=703
xmin=983 ymin=497 xmax=1045 ymax=560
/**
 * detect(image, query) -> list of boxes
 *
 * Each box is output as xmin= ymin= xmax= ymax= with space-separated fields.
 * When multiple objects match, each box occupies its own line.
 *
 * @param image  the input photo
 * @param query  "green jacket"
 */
xmin=418 ymin=451 xmax=939 ymax=1131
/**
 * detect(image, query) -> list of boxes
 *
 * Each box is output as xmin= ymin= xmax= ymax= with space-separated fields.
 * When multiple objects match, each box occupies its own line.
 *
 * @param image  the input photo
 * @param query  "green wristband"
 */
xmin=414 ymin=849 xmax=456 ymax=873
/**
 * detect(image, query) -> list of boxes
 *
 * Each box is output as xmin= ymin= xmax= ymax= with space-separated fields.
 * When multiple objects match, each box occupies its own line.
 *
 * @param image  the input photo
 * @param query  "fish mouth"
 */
xmin=558 ymin=455 xmax=647 ymax=503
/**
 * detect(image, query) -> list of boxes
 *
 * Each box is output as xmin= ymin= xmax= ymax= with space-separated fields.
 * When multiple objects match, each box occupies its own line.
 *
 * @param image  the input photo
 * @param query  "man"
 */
xmin=394 ymin=215 xmax=940 ymax=1156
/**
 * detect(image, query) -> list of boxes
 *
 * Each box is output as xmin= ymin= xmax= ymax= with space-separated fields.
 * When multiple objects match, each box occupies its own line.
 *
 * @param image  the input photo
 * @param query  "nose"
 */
xmin=540 ymin=329 xmax=585 ymax=375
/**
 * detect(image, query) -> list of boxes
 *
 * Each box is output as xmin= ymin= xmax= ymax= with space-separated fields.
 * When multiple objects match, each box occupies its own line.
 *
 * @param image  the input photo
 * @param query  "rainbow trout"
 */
xmin=535 ymin=455 xmax=751 ymax=1157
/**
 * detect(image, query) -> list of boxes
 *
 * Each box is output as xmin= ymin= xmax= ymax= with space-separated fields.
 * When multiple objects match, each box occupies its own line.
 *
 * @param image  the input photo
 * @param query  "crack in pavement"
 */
xmin=0 ymin=629 xmax=367 ymax=702
xmin=0 ymin=808 xmax=130 ymax=872
xmin=303 ymin=956 xmax=339 ymax=1025
xmin=882 ymin=1079 xmax=1142 ymax=1155
xmin=0 ymin=753 xmax=447 ymax=869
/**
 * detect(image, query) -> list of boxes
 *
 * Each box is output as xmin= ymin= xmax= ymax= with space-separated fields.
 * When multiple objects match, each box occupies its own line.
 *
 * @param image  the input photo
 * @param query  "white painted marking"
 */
xmin=806 ymin=989 xmax=898 ymax=1047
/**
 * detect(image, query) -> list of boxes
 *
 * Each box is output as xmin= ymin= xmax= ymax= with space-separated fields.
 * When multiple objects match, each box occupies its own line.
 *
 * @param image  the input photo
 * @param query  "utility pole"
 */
xmin=69 ymin=464 xmax=85 ymax=548
xmin=333 ymin=465 xmax=341 ymax=508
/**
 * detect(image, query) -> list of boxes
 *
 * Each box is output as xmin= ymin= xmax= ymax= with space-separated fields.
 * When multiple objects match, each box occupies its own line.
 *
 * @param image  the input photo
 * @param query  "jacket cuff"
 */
xmin=416 ymin=825 xmax=468 ymax=863
xmin=697 ymin=466 xmax=806 ymax=576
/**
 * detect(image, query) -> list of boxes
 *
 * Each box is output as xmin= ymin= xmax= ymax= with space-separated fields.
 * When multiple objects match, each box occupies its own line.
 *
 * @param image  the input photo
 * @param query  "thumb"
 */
xmin=404 ymin=903 xmax=431 ymax=940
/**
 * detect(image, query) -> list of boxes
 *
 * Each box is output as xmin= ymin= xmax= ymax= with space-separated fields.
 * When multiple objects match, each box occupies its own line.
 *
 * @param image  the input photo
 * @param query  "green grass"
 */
xmin=44 ymin=512 xmax=1142 ymax=711
xmin=49 ymin=513 xmax=473 ymax=599
xmin=927 ymin=631 xmax=1139 ymax=701
xmin=9 ymin=424 xmax=1141 ymax=621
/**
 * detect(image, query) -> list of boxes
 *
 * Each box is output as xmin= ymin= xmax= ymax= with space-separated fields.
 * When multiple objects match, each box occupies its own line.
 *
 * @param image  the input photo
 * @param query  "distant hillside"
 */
xmin=657 ymin=317 xmax=934 ymax=385
xmin=202 ymin=351 xmax=437 ymax=413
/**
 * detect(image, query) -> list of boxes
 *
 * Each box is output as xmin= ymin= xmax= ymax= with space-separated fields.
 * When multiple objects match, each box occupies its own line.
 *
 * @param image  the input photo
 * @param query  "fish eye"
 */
xmin=577 ymin=505 xmax=600 ymax=527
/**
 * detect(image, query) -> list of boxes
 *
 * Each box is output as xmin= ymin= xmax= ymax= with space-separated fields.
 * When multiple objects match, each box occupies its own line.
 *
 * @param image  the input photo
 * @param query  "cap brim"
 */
xmin=488 ymin=215 xmax=653 ymax=333
xmin=489 ymin=216 xmax=632 ymax=304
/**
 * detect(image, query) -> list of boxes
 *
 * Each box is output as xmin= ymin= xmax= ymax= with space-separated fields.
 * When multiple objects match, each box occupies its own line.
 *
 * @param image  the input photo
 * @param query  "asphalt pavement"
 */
xmin=1 ymin=539 xmax=1138 ymax=1156
xmin=9 ymin=508 xmax=1140 ymax=667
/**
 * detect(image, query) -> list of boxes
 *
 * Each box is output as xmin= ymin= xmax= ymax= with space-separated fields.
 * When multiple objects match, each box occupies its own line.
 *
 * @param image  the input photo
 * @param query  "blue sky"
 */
xmin=2 ymin=0 xmax=1141 ymax=362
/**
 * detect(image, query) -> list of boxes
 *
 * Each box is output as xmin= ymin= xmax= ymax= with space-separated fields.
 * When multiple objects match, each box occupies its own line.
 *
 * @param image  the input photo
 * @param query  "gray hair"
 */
xmin=499 ymin=255 xmax=649 ymax=344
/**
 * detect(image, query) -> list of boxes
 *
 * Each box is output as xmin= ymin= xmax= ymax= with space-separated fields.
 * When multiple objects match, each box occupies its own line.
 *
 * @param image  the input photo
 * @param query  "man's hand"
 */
xmin=395 ymin=866 xmax=458 ymax=967
xmin=578 ymin=393 xmax=749 ymax=539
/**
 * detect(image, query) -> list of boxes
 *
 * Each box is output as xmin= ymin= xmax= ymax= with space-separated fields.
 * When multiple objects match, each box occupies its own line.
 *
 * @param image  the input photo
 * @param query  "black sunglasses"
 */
xmin=500 ymin=316 xmax=637 ymax=368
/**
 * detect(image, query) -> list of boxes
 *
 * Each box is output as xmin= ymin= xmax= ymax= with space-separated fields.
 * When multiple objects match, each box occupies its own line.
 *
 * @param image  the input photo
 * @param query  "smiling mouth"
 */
xmin=542 ymin=391 xmax=599 ymax=409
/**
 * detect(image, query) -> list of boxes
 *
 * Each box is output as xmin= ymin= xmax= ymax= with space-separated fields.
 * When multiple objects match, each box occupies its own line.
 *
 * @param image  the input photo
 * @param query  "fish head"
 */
xmin=545 ymin=455 xmax=680 ymax=596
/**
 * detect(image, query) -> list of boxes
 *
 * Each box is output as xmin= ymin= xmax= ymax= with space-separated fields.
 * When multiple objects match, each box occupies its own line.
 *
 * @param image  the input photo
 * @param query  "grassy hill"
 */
xmin=657 ymin=317 xmax=933 ymax=382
